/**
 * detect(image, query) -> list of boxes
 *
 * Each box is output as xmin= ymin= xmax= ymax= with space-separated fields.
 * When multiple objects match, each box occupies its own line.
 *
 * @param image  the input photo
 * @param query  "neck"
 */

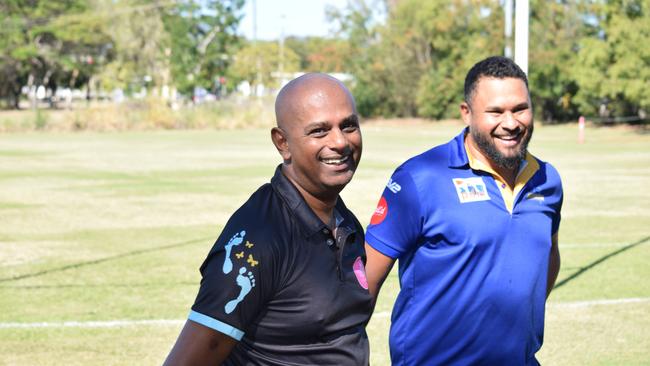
xmin=303 ymin=194 xmax=337 ymax=228
xmin=466 ymin=137 xmax=519 ymax=188
xmin=281 ymin=166 xmax=339 ymax=227
xmin=496 ymin=165 xmax=518 ymax=188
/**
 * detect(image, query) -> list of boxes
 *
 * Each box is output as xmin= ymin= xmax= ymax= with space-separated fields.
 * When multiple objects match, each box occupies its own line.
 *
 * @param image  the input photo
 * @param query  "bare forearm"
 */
xmin=546 ymin=234 xmax=560 ymax=298
xmin=164 ymin=320 xmax=237 ymax=366
xmin=364 ymin=243 xmax=396 ymax=309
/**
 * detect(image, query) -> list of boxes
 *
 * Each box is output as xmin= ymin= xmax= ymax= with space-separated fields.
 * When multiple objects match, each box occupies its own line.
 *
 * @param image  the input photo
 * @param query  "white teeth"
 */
xmin=322 ymin=156 xmax=349 ymax=165
xmin=497 ymin=134 xmax=519 ymax=141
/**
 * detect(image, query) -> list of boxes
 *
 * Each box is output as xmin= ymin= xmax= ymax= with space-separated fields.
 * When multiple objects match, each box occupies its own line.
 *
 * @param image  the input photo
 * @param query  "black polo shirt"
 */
xmin=189 ymin=165 xmax=372 ymax=365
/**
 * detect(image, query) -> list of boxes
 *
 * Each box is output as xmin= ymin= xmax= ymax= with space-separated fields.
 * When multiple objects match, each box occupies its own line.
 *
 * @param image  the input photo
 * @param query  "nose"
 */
xmin=329 ymin=127 xmax=349 ymax=151
xmin=501 ymin=111 xmax=519 ymax=131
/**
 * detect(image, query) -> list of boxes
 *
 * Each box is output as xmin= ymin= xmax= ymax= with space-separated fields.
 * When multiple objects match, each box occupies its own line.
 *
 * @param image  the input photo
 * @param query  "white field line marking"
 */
xmin=372 ymin=297 xmax=650 ymax=319
xmin=0 ymin=319 xmax=184 ymax=329
xmin=4 ymin=298 xmax=650 ymax=329
xmin=547 ymin=297 xmax=650 ymax=308
xmin=373 ymin=311 xmax=390 ymax=319
xmin=560 ymin=243 xmax=641 ymax=249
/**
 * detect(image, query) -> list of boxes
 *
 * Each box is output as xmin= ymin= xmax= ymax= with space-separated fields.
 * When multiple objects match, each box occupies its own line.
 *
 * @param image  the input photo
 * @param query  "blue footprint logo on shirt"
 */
xmin=222 ymin=230 xmax=246 ymax=274
xmin=224 ymin=267 xmax=256 ymax=314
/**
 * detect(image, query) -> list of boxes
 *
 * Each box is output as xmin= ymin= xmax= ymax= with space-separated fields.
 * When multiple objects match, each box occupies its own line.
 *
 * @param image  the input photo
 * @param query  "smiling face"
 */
xmin=460 ymin=76 xmax=533 ymax=171
xmin=272 ymin=75 xmax=362 ymax=200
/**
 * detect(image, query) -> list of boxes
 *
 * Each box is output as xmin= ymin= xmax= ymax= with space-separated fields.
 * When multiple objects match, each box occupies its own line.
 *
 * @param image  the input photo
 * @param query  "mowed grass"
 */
xmin=1 ymin=121 xmax=649 ymax=365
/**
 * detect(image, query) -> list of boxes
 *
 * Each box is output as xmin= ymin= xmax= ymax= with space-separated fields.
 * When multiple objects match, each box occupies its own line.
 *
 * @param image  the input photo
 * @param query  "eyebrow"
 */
xmin=304 ymin=114 xmax=359 ymax=130
xmin=342 ymin=114 xmax=359 ymax=124
xmin=485 ymin=102 xmax=530 ymax=112
xmin=512 ymin=102 xmax=530 ymax=110
xmin=303 ymin=121 xmax=328 ymax=133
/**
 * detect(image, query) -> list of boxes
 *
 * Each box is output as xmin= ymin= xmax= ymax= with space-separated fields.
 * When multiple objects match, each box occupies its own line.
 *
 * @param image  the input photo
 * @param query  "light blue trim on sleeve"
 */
xmin=188 ymin=310 xmax=244 ymax=341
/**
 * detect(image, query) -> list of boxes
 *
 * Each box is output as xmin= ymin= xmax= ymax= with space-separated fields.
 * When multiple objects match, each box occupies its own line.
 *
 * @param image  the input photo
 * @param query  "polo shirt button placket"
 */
xmin=324 ymin=232 xmax=343 ymax=280
xmin=324 ymin=229 xmax=336 ymax=248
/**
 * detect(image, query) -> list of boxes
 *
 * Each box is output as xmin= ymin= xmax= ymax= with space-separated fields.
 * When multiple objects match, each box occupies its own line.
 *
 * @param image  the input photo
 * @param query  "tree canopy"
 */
xmin=1 ymin=0 xmax=648 ymax=122
xmin=0 ymin=0 xmax=245 ymax=107
xmin=330 ymin=0 xmax=649 ymax=122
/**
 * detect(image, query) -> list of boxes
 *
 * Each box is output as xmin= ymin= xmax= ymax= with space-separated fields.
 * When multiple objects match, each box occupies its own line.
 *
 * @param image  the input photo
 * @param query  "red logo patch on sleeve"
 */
xmin=370 ymin=196 xmax=388 ymax=225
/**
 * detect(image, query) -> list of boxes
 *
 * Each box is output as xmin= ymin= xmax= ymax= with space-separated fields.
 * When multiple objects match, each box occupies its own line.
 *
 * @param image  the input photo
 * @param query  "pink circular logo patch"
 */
xmin=353 ymin=256 xmax=369 ymax=290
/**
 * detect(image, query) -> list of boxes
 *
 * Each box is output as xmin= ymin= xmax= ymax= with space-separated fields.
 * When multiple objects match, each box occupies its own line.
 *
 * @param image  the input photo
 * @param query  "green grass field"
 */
xmin=1 ymin=120 xmax=649 ymax=365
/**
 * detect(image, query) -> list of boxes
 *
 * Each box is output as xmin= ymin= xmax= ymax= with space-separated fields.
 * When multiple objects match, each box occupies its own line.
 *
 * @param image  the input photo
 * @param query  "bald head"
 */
xmin=270 ymin=72 xmax=362 ymax=202
xmin=275 ymin=73 xmax=356 ymax=131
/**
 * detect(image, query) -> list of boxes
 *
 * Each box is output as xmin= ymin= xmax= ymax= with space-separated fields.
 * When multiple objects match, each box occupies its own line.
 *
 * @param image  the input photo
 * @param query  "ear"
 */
xmin=271 ymin=127 xmax=291 ymax=161
xmin=459 ymin=101 xmax=472 ymax=126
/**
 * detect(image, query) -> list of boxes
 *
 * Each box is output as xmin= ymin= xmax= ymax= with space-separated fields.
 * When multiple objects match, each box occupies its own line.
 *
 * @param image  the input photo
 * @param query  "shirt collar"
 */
xmin=448 ymin=127 xmax=471 ymax=168
xmin=462 ymin=131 xmax=538 ymax=182
xmin=270 ymin=165 xmax=354 ymax=237
xmin=448 ymin=127 xmax=538 ymax=177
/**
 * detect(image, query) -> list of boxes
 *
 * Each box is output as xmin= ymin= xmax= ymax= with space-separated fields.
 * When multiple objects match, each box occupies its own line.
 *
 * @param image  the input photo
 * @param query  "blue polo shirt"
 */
xmin=366 ymin=129 xmax=563 ymax=365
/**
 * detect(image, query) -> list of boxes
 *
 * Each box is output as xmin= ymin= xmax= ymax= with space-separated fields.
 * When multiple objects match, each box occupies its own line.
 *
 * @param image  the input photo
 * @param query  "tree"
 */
xmin=329 ymin=0 xmax=503 ymax=118
xmin=527 ymin=0 xmax=587 ymax=122
xmin=94 ymin=0 xmax=172 ymax=94
xmin=413 ymin=0 xmax=504 ymax=119
xmin=0 ymin=0 xmax=110 ymax=108
xmin=229 ymin=41 xmax=300 ymax=91
xmin=162 ymin=0 xmax=245 ymax=95
xmin=327 ymin=0 xmax=388 ymax=116
xmin=285 ymin=36 xmax=351 ymax=73
xmin=573 ymin=0 xmax=650 ymax=118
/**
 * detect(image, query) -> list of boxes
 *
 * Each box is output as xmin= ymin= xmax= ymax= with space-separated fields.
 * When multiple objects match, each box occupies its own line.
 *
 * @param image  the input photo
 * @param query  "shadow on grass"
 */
xmin=554 ymin=235 xmax=650 ymax=289
xmin=0 ymin=237 xmax=211 ymax=283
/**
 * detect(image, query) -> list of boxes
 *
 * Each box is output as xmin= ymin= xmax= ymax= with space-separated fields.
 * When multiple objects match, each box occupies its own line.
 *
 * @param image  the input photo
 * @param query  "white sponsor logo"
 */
xmin=452 ymin=177 xmax=491 ymax=203
xmin=386 ymin=178 xmax=401 ymax=193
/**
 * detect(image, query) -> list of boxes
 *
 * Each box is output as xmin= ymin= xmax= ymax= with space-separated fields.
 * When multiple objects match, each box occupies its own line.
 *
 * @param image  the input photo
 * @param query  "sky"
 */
xmin=238 ymin=0 xmax=349 ymax=41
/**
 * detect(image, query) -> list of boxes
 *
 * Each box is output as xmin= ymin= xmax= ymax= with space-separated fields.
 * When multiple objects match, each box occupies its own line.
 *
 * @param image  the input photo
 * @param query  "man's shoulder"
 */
xmin=531 ymin=155 xmax=562 ymax=186
xmin=220 ymin=182 xmax=291 ymax=246
xmin=394 ymin=140 xmax=453 ymax=181
xmin=201 ymin=182 xmax=289 ymax=273
xmin=231 ymin=182 xmax=290 ymax=222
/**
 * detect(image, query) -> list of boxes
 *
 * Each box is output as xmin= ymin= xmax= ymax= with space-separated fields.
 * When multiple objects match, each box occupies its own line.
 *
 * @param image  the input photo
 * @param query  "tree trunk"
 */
xmin=12 ymin=89 xmax=21 ymax=110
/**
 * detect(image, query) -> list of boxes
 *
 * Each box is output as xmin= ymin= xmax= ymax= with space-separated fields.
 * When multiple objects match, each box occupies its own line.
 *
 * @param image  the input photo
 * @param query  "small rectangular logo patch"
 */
xmin=452 ymin=177 xmax=491 ymax=203
xmin=526 ymin=192 xmax=545 ymax=202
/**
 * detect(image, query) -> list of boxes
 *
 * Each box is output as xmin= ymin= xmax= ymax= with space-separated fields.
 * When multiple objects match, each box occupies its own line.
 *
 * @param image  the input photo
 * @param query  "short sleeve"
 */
xmin=365 ymin=167 xmax=422 ymax=259
xmin=190 ymin=218 xmax=274 ymax=340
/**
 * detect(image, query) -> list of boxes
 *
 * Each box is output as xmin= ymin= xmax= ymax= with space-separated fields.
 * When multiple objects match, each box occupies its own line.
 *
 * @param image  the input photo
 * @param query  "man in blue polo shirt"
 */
xmin=365 ymin=56 xmax=563 ymax=365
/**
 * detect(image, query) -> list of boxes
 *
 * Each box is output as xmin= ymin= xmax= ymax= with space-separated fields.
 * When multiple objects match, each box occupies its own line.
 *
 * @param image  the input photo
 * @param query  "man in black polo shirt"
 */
xmin=164 ymin=73 xmax=372 ymax=365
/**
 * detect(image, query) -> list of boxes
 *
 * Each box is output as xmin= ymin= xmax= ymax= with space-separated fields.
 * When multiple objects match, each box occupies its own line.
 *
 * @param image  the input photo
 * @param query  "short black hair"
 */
xmin=464 ymin=56 xmax=528 ymax=104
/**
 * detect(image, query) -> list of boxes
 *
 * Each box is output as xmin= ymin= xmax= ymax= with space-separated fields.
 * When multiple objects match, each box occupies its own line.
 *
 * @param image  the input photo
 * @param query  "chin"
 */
xmin=323 ymin=174 xmax=354 ymax=190
xmin=500 ymin=149 xmax=522 ymax=159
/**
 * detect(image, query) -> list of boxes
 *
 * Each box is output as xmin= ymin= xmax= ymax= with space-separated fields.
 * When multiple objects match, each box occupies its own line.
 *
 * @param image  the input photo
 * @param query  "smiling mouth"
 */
xmin=494 ymin=132 xmax=523 ymax=143
xmin=321 ymin=155 xmax=350 ymax=165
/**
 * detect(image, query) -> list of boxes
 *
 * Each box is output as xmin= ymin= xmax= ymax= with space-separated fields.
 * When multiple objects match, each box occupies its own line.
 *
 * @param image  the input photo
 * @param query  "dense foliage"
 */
xmin=1 ymin=0 xmax=648 ymax=122
xmin=0 ymin=0 xmax=245 ymax=107
xmin=330 ymin=0 xmax=650 ymax=121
